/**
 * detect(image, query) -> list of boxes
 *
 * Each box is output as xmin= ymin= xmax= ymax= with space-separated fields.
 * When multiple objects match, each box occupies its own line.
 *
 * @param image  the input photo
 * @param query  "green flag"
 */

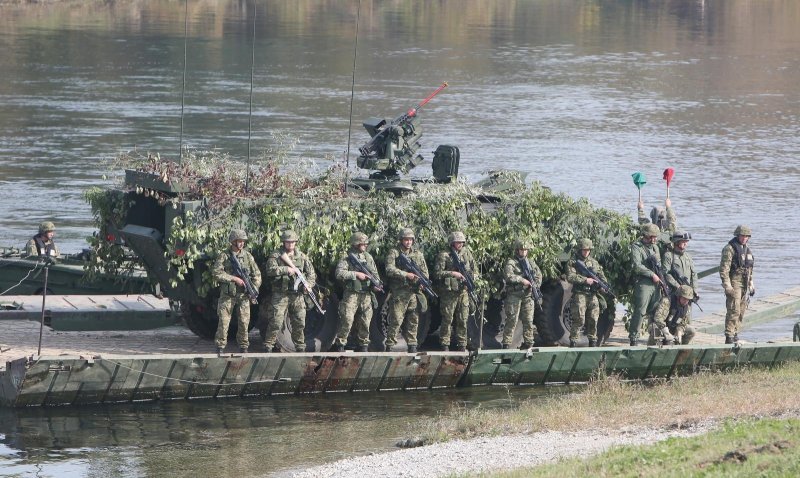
xmin=631 ymin=172 xmax=647 ymax=190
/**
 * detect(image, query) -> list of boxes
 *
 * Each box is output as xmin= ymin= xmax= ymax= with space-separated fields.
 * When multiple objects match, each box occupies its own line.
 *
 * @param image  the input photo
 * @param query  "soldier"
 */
xmin=720 ymin=225 xmax=755 ymax=344
xmin=212 ymin=229 xmax=262 ymax=355
xmin=502 ymin=239 xmax=542 ymax=349
xmin=638 ymin=198 xmax=677 ymax=233
xmin=262 ymin=230 xmax=316 ymax=353
xmin=629 ymin=223 xmax=664 ymax=346
xmin=332 ymin=232 xmax=380 ymax=352
xmin=565 ymin=238 xmax=607 ymax=347
xmin=26 ymin=221 xmax=60 ymax=260
xmin=384 ymin=228 xmax=429 ymax=353
xmin=434 ymin=231 xmax=479 ymax=352
xmin=648 ymin=230 xmax=697 ymax=346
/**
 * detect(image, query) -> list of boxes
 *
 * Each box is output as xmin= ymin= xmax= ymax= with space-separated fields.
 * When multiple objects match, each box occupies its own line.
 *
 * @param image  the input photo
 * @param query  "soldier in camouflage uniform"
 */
xmin=212 ymin=229 xmax=262 ymax=355
xmin=638 ymin=198 xmax=677 ymax=250
xmin=332 ymin=232 xmax=380 ymax=352
xmin=649 ymin=230 xmax=698 ymax=345
xmin=384 ymin=228 xmax=429 ymax=353
xmin=434 ymin=231 xmax=479 ymax=352
xmin=502 ymin=239 xmax=542 ymax=349
xmin=629 ymin=223 xmax=664 ymax=346
xmin=262 ymin=230 xmax=316 ymax=353
xmin=26 ymin=221 xmax=60 ymax=260
xmin=565 ymin=238 xmax=607 ymax=347
xmin=651 ymin=284 xmax=696 ymax=345
xmin=720 ymin=225 xmax=755 ymax=344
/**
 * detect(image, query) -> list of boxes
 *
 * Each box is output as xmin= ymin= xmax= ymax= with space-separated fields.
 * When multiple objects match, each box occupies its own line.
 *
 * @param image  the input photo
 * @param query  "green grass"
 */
xmin=483 ymin=418 xmax=800 ymax=478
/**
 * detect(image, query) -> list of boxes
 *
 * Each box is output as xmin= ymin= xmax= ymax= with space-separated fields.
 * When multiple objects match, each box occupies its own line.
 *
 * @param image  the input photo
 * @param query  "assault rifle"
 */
xmin=280 ymin=253 xmax=325 ymax=315
xmin=347 ymin=252 xmax=384 ymax=293
xmin=574 ymin=260 xmax=616 ymax=299
xmin=518 ymin=258 xmax=544 ymax=309
xmin=449 ymin=249 xmax=478 ymax=304
xmin=644 ymin=254 xmax=671 ymax=298
xmin=668 ymin=264 xmax=704 ymax=312
xmin=667 ymin=301 xmax=690 ymax=330
xmin=398 ymin=252 xmax=437 ymax=299
xmin=743 ymin=246 xmax=755 ymax=304
xmin=230 ymin=252 xmax=259 ymax=304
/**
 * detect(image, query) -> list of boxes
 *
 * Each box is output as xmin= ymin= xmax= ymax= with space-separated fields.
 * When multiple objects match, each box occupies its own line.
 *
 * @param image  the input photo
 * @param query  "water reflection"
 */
xmin=0 ymin=385 xmax=568 ymax=477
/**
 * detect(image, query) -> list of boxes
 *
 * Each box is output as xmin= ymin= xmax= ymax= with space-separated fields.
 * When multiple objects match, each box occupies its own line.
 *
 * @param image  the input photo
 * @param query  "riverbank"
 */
xmin=282 ymin=362 xmax=800 ymax=477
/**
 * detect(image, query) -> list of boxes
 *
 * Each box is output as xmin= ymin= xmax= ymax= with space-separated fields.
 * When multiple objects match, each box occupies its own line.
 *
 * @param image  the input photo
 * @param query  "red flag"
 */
xmin=663 ymin=168 xmax=675 ymax=187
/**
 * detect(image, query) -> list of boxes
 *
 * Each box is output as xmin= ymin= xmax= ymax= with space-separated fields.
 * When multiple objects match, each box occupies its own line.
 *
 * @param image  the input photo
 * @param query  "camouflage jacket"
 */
xmin=663 ymin=249 xmax=697 ymax=291
xmin=385 ymin=246 xmax=429 ymax=293
xmin=566 ymin=253 xmax=607 ymax=294
xmin=504 ymin=255 xmax=542 ymax=294
xmin=434 ymin=246 xmax=479 ymax=293
xmin=631 ymin=240 xmax=661 ymax=282
xmin=720 ymin=239 xmax=754 ymax=289
xmin=25 ymin=235 xmax=59 ymax=259
xmin=335 ymin=249 xmax=379 ymax=292
xmin=638 ymin=204 xmax=677 ymax=249
xmin=266 ymin=247 xmax=316 ymax=294
xmin=213 ymin=247 xmax=262 ymax=297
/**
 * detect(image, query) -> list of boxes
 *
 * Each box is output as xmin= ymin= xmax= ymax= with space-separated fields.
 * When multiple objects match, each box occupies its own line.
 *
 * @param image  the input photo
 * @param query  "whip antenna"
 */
xmin=178 ymin=0 xmax=189 ymax=163
xmin=245 ymin=2 xmax=257 ymax=193
xmin=344 ymin=0 xmax=362 ymax=194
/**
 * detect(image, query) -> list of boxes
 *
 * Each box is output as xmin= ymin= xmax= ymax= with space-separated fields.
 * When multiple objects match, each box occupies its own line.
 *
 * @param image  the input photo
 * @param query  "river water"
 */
xmin=1 ymin=0 xmax=799 ymax=475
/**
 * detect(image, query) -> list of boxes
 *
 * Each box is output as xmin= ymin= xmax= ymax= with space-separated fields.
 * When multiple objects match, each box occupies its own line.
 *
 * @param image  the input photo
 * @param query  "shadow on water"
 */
xmin=0 ymin=385 xmax=575 ymax=477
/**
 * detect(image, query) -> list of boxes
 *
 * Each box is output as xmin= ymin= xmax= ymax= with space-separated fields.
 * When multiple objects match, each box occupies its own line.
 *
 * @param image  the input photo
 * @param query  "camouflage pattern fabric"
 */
xmin=662 ymin=248 xmax=697 ymax=323
xmin=212 ymin=247 xmax=262 ymax=349
xmin=650 ymin=296 xmax=695 ymax=345
xmin=262 ymin=247 xmax=316 ymax=351
xmin=720 ymin=241 xmax=754 ymax=338
xmin=384 ymin=246 xmax=429 ymax=348
xmin=565 ymin=253 xmax=607 ymax=342
xmin=629 ymin=240 xmax=663 ymax=341
xmin=502 ymin=255 xmax=542 ymax=345
xmin=334 ymin=249 xmax=380 ymax=347
xmin=26 ymin=236 xmax=60 ymax=259
xmin=434 ymin=246 xmax=479 ymax=348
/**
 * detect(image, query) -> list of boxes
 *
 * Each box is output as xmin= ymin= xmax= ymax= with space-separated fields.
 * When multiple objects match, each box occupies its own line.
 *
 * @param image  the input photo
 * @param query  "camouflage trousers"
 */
xmin=725 ymin=277 xmax=749 ymax=337
xmin=439 ymin=289 xmax=469 ymax=348
xmin=262 ymin=292 xmax=307 ymax=352
xmin=649 ymin=296 xmax=695 ymax=345
xmin=504 ymin=292 xmax=536 ymax=346
xmin=569 ymin=291 xmax=599 ymax=341
xmin=630 ymin=281 xmax=662 ymax=340
xmin=385 ymin=289 xmax=421 ymax=348
xmin=335 ymin=290 xmax=373 ymax=347
xmin=215 ymin=293 xmax=251 ymax=349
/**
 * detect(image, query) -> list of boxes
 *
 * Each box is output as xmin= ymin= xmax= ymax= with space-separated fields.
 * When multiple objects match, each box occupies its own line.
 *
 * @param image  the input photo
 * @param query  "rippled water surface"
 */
xmin=1 ymin=0 xmax=799 ymax=475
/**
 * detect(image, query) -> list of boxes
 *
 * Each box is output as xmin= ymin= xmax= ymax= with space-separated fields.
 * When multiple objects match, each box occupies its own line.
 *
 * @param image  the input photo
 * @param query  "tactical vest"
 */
xmin=32 ymin=235 xmax=56 ymax=257
xmin=271 ymin=251 xmax=308 ymax=293
xmin=439 ymin=249 xmax=472 ymax=292
xmin=221 ymin=250 xmax=253 ymax=296
xmin=571 ymin=255 xmax=601 ymax=294
xmin=506 ymin=257 xmax=533 ymax=293
xmin=728 ymin=238 xmax=754 ymax=275
xmin=344 ymin=252 xmax=374 ymax=292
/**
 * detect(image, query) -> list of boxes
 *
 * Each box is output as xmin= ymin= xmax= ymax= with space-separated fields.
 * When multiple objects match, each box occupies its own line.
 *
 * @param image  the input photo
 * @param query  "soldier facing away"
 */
xmin=434 ymin=231 xmax=479 ymax=352
xmin=565 ymin=238 xmax=607 ymax=347
xmin=212 ymin=229 xmax=262 ymax=355
xmin=26 ymin=221 xmax=60 ymax=260
xmin=332 ymin=232 xmax=380 ymax=352
xmin=629 ymin=223 xmax=665 ymax=346
xmin=720 ymin=225 xmax=755 ymax=344
xmin=502 ymin=239 xmax=542 ymax=349
xmin=262 ymin=230 xmax=316 ymax=353
xmin=384 ymin=228 xmax=429 ymax=353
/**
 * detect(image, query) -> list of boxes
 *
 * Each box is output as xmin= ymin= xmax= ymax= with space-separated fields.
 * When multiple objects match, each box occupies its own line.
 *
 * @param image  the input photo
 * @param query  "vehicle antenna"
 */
xmin=245 ymin=2 xmax=257 ymax=193
xmin=178 ymin=0 xmax=189 ymax=163
xmin=344 ymin=0 xmax=362 ymax=194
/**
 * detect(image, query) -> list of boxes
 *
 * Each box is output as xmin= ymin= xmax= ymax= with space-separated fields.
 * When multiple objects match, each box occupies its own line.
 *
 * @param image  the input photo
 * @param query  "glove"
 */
xmin=660 ymin=327 xmax=674 ymax=343
xmin=724 ymin=286 xmax=734 ymax=296
xmin=749 ymin=286 xmax=756 ymax=297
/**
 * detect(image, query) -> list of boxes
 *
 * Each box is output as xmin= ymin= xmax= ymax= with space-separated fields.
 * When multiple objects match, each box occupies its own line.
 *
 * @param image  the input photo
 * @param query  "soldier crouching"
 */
xmin=650 ymin=284 xmax=696 ymax=345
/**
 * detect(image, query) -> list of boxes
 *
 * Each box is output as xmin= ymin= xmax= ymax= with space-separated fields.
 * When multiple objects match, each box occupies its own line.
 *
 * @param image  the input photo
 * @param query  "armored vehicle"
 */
xmin=92 ymin=85 xmax=626 ymax=351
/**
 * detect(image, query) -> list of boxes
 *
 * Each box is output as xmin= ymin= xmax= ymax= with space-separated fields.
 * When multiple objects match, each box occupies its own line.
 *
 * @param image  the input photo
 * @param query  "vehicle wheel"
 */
xmin=261 ymin=290 xmax=340 ymax=352
xmin=534 ymin=280 xmax=572 ymax=345
xmin=181 ymin=299 xmax=218 ymax=339
xmin=34 ymin=287 xmax=54 ymax=296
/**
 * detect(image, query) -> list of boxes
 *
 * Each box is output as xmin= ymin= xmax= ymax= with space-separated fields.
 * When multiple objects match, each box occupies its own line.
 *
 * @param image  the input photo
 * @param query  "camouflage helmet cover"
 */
xmin=229 ymin=229 xmax=248 ymax=242
xmin=671 ymin=230 xmax=692 ymax=243
xmin=642 ymin=223 xmax=660 ymax=237
xmin=577 ymin=238 xmax=593 ymax=250
xmin=38 ymin=221 xmax=56 ymax=234
xmin=398 ymin=228 xmax=415 ymax=240
xmin=678 ymin=284 xmax=694 ymax=300
xmin=514 ymin=239 xmax=533 ymax=250
xmin=350 ymin=232 xmax=369 ymax=246
xmin=448 ymin=231 xmax=466 ymax=243
xmin=281 ymin=229 xmax=299 ymax=242
xmin=733 ymin=225 xmax=752 ymax=236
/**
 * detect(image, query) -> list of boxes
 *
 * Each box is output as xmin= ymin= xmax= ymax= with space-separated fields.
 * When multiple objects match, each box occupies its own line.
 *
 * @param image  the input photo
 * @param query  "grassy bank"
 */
xmin=488 ymin=417 xmax=800 ymax=478
xmin=415 ymin=362 xmax=800 ymax=443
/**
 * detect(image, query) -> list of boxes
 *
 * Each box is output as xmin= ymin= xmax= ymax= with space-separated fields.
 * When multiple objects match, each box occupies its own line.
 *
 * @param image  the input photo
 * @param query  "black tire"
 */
xmin=181 ymin=299 xmax=218 ymax=339
xmin=596 ymin=298 xmax=615 ymax=345
xmin=34 ymin=287 xmax=54 ymax=296
xmin=534 ymin=280 xmax=572 ymax=346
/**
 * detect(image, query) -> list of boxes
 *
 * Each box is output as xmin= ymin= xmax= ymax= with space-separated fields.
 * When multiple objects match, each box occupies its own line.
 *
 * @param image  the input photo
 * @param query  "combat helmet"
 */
xmin=398 ymin=228 xmax=415 ymax=240
xmin=448 ymin=231 xmax=466 ymax=244
xmin=671 ymin=231 xmax=692 ymax=243
xmin=350 ymin=232 xmax=369 ymax=246
xmin=514 ymin=239 xmax=533 ymax=250
xmin=733 ymin=225 xmax=752 ymax=236
xmin=577 ymin=238 xmax=593 ymax=250
xmin=281 ymin=230 xmax=299 ymax=242
xmin=641 ymin=223 xmax=660 ymax=237
xmin=678 ymin=284 xmax=694 ymax=300
xmin=38 ymin=221 xmax=56 ymax=234
xmin=229 ymin=229 xmax=248 ymax=243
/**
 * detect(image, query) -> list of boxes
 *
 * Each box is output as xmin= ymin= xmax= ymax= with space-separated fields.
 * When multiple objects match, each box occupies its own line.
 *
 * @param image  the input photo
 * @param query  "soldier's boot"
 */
xmin=407 ymin=345 xmax=417 ymax=354
xmin=501 ymin=344 xmax=510 ymax=349
xmin=271 ymin=344 xmax=282 ymax=353
xmin=217 ymin=347 xmax=225 ymax=357
xmin=239 ymin=347 xmax=248 ymax=354
xmin=441 ymin=344 xmax=449 ymax=352
xmin=330 ymin=343 xmax=345 ymax=352
xmin=357 ymin=345 xmax=369 ymax=352
xmin=674 ymin=332 xmax=683 ymax=345
xmin=384 ymin=342 xmax=393 ymax=352
xmin=629 ymin=337 xmax=639 ymax=346
xmin=660 ymin=327 xmax=674 ymax=346
xmin=725 ymin=335 xmax=734 ymax=344
xmin=588 ymin=339 xmax=596 ymax=347
xmin=520 ymin=343 xmax=532 ymax=350
xmin=295 ymin=346 xmax=306 ymax=353
xmin=733 ymin=334 xmax=740 ymax=342
xmin=569 ymin=339 xmax=577 ymax=348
